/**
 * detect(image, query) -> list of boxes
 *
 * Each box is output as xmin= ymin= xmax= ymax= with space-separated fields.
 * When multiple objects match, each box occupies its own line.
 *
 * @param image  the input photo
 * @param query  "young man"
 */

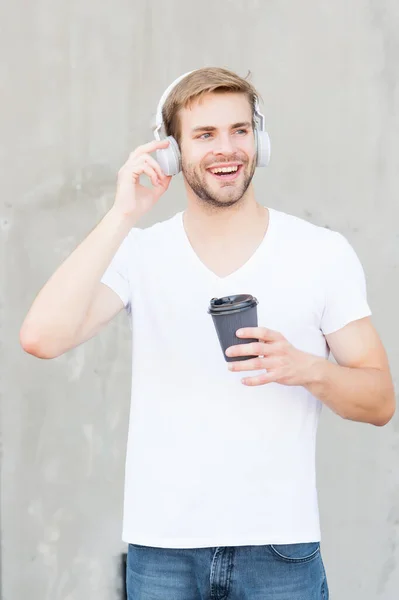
xmin=20 ymin=67 xmax=395 ymax=599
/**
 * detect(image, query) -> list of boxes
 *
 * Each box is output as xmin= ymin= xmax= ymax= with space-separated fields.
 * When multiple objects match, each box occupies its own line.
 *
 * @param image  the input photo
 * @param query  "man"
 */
xmin=20 ymin=67 xmax=395 ymax=600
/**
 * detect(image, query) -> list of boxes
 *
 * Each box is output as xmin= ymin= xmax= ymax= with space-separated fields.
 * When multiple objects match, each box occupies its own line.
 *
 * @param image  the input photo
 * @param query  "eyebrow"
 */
xmin=191 ymin=121 xmax=252 ymax=133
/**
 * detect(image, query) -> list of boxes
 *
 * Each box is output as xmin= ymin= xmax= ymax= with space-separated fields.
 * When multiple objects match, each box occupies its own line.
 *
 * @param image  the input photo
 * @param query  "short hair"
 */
xmin=161 ymin=67 xmax=261 ymax=144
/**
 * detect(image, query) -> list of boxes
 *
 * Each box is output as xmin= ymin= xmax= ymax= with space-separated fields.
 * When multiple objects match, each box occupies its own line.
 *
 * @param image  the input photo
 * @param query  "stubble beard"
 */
xmin=181 ymin=157 xmax=257 ymax=209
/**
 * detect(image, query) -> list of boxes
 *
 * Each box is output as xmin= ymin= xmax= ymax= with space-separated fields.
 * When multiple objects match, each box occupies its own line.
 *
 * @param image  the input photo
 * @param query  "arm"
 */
xmin=20 ymin=140 xmax=172 ymax=359
xmin=304 ymin=317 xmax=396 ymax=426
xmin=226 ymin=231 xmax=395 ymax=425
xmin=226 ymin=317 xmax=395 ymax=427
xmin=19 ymin=208 xmax=135 ymax=359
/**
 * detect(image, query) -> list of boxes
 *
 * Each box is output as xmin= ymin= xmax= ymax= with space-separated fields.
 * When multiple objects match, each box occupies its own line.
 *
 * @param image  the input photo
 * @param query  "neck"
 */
xmin=182 ymin=184 xmax=267 ymax=240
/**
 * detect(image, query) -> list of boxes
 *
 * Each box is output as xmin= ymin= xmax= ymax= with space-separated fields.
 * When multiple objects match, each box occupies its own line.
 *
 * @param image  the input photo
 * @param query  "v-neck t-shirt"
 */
xmin=100 ymin=207 xmax=371 ymax=549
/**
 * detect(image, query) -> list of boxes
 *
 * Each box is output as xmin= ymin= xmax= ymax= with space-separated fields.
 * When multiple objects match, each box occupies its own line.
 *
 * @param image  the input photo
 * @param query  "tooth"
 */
xmin=211 ymin=166 xmax=238 ymax=174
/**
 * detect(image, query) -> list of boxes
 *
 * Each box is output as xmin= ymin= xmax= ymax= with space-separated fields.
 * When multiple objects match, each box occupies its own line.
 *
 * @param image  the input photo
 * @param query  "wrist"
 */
xmin=303 ymin=354 xmax=329 ymax=388
xmin=106 ymin=206 xmax=140 ymax=232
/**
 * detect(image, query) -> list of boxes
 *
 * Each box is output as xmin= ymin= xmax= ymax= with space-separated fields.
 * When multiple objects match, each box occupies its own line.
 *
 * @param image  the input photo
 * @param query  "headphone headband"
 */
xmin=154 ymin=70 xmax=266 ymax=140
xmin=154 ymin=71 xmax=194 ymax=140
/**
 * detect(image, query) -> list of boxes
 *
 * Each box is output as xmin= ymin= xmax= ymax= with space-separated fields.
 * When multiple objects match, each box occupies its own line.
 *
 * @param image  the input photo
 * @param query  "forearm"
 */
xmin=305 ymin=358 xmax=395 ymax=426
xmin=20 ymin=207 xmax=136 ymax=348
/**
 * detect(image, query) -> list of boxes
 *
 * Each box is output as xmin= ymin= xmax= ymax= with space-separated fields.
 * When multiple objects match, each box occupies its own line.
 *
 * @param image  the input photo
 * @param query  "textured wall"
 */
xmin=1 ymin=0 xmax=398 ymax=598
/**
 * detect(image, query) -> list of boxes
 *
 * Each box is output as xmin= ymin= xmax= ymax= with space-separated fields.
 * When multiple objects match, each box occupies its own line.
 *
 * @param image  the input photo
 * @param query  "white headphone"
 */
xmin=153 ymin=70 xmax=271 ymax=176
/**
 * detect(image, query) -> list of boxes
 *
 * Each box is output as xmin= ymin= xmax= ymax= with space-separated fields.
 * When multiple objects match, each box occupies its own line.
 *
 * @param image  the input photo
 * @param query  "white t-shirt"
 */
xmin=100 ymin=207 xmax=371 ymax=549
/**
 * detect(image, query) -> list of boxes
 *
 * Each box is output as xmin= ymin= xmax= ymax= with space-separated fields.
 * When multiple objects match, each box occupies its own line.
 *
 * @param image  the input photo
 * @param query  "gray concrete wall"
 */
xmin=1 ymin=0 xmax=398 ymax=598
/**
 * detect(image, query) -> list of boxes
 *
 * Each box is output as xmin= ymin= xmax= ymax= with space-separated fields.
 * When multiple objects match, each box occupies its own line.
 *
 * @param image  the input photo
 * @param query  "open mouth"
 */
xmin=207 ymin=164 xmax=243 ymax=181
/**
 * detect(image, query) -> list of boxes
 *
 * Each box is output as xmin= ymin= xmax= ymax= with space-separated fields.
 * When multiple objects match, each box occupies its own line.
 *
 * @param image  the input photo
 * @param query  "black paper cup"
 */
xmin=208 ymin=294 xmax=259 ymax=362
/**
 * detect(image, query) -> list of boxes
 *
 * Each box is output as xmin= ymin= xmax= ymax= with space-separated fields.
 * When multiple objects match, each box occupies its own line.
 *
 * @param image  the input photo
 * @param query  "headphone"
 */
xmin=153 ymin=70 xmax=271 ymax=176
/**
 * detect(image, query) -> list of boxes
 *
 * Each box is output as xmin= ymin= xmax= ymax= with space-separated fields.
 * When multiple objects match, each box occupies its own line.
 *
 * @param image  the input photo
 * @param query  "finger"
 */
xmin=142 ymin=155 xmax=168 ymax=183
xmin=159 ymin=173 xmax=173 ymax=191
xmin=229 ymin=357 xmax=275 ymax=372
xmin=225 ymin=341 xmax=268 ymax=358
xmin=131 ymin=139 xmax=170 ymax=158
xmin=131 ymin=163 xmax=160 ymax=187
xmin=228 ymin=356 xmax=266 ymax=372
xmin=241 ymin=371 xmax=277 ymax=386
xmin=122 ymin=154 xmax=168 ymax=186
xmin=236 ymin=327 xmax=283 ymax=342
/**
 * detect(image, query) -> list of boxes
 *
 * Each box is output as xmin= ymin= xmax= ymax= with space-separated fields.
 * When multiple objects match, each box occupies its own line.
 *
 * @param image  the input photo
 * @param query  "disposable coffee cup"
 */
xmin=208 ymin=294 xmax=259 ymax=362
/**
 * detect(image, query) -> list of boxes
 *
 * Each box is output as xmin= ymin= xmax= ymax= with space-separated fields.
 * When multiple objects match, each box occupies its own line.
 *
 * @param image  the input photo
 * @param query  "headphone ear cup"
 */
xmin=255 ymin=129 xmax=271 ymax=168
xmin=155 ymin=136 xmax=181 ymax=176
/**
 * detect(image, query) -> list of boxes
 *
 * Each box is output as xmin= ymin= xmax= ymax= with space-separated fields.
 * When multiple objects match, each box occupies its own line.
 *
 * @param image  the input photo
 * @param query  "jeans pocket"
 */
xmin=269 ymin=541 xmax=320 ymax=563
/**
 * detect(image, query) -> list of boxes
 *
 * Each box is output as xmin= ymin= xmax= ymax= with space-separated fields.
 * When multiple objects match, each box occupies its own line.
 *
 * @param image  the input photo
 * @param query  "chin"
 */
xmin=183 ymin=167 xmax=250 ymax=207
xmin=201 ymin=192 xmax=244 ymax=209
xmin=212 ymin=185 xmax=247 ymax=203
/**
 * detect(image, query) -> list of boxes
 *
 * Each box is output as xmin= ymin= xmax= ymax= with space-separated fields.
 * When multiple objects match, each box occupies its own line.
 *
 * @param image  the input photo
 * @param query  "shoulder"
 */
xmin=270 ymin=209 xmax=367 ymax=283
xmin=125 ymin=211 xmax=181 ymax=250
xmin=270 ymin=208 xmax=350 ymax=255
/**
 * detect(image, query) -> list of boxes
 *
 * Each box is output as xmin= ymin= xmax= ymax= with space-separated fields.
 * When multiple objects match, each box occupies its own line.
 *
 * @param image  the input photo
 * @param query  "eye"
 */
xmin=235 ymin=129 xmax=248 ymax=135
xmin=199 ymin=132 xmax=212 ymax=140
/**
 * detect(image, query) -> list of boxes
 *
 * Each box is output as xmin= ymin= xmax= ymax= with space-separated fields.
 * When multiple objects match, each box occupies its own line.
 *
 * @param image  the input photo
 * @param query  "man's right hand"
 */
xmin=114 ymin=140 xmax=173 ymax=220
xmin=20 ymin=139 xmax=173 ymax=359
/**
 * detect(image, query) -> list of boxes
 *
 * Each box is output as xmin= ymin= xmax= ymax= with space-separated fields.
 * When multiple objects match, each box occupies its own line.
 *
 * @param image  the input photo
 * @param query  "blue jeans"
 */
xmin=126 ymin=542 xmax=329 ymax=599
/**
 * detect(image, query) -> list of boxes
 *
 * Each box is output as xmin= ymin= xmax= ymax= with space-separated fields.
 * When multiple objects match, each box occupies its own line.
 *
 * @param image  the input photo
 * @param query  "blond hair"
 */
xmin=161 ymin=67 xmax=261 ymax=144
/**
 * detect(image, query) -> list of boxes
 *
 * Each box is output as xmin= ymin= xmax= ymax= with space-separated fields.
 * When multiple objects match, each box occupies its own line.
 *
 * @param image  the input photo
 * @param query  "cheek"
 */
xmin=183 ymin=152 xmax=210 ymax=173
xmin=242 ymin=137 xmax=256 ymax=159
xmin=180 ymin=143 xmax=201 ymax=167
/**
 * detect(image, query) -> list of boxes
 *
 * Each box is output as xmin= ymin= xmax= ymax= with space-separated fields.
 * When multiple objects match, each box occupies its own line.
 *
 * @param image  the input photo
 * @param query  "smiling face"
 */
xmin=178 ymin=92 xmax=257 ymax=209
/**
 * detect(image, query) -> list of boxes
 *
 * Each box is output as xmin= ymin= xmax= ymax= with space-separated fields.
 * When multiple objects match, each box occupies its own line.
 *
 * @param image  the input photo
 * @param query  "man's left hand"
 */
xmin=226 ymin=327 xmax=323 ymax=387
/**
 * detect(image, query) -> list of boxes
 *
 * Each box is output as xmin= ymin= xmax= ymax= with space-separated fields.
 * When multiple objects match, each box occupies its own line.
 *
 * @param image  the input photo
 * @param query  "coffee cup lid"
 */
xmin=208 ymin=294 xmax=258 ymax=315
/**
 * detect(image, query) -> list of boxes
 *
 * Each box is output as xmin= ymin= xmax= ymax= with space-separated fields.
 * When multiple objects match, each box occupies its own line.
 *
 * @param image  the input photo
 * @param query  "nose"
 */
xmin=213 ymin=132 xmax=235 ymax=156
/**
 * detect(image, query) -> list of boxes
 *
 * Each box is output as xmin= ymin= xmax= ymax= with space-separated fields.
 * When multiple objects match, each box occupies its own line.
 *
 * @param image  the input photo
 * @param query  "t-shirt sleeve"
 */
xmin=100 ymin=231 xmax=135 ymax=313
xmin=320 ymin=231 xmax=372 ymax=335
